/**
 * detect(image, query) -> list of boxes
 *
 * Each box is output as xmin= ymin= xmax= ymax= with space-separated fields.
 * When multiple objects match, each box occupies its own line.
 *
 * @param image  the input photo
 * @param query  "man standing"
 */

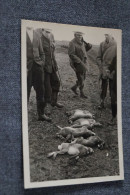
xmin=68 ymin=32 xmax=92 ymax=98
xmin=97 ymin=34 xmax=117 ymax=111
xmin=41 ymin=29 xmax=63 ymax=115
xmin=109 ymin=56 xmax=117 ymax=124
xmin=26 ymin=27 xmax=51 ymax=121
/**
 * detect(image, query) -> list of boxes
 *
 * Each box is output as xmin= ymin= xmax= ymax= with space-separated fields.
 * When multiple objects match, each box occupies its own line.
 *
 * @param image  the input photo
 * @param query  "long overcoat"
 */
xmin=41 ymin=34 xmax=58 ymax=73
xmin=68 ymin=38 xmax=91 ymax=73
xmin=26 ymin=30 xmax=45 ymax=71
xmin=97 ymin=38 xmax=117 ymax=78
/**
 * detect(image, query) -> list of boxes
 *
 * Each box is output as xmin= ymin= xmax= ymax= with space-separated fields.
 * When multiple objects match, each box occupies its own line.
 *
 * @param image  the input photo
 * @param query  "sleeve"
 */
xmin=96 ymin=43 xmax=103 ymax=72
xmin=39 ymin=37 xmax=45 ymax=65
xmin=109 ymin=56 xmax=117 ymax=73
xmin=84 ymin=41 xmax=92 ymax=51
xmin=68 ymin=41 xmax=82 ymax=64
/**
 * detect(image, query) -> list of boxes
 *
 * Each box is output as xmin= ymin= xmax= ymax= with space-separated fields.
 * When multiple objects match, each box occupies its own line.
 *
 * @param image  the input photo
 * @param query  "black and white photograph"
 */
xmin=21 ymin=19 xmax=124 ymax=189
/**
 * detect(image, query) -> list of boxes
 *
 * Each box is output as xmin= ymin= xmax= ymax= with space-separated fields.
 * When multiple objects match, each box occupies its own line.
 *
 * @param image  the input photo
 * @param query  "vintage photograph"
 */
xmin=21 ymin=20 xmax=124 ymax=188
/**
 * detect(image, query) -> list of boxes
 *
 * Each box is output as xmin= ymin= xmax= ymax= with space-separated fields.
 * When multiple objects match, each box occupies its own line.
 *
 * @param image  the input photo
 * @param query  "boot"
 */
xmin=45 ymin=103 xmax=52 ymax=115
xmin=38 ymin=114 xmax=52 ymax=122
xmin=108 ymin=116 xmax=117 ymax=125
xmin=80 ymin=89 xmax=88 ymax=98
xmin=98 ymin=99 xmax=105 ymax=109
xmin=54 ymin=102 xmax=64 ymax=108
xmin=51 ymin=92 xmax=64 ymax=108
xmin=71 ymin=84 xmax=78 ymax=95
xmin=37 ymin=102 xmax=52 ymax=122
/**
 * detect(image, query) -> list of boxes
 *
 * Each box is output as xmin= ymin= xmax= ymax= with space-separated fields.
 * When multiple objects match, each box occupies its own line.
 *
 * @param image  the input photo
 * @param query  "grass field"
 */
xmin=28 ymin=42 xmax=119 ymax=182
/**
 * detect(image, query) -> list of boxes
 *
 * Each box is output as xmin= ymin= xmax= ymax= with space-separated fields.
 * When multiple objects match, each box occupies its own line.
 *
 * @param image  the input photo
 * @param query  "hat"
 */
xmin=74 ymin=31 xmax=84 ymax=35
xmin=43 ymin=28 xmax=52 ymax=33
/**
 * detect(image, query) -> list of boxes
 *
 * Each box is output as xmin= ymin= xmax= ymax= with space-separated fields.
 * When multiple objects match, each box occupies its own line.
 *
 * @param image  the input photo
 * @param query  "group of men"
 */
xmin=26 ymin=27 xmax=117 ymax=123
xmin=27 ymin=27 xmax=63 ymax=122
xmin=68 ymin=32 xmax=117 ymax=123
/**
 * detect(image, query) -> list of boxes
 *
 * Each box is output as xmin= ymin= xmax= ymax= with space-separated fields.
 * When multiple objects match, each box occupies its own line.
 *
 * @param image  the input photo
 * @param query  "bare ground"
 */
xmin=28 ymin=44 xmax=119 ymax=182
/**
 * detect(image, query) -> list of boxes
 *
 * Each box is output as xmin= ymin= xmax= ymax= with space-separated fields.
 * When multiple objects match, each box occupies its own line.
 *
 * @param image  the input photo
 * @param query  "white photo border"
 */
xmin=21 ymin=19 xmax=124 ymax=189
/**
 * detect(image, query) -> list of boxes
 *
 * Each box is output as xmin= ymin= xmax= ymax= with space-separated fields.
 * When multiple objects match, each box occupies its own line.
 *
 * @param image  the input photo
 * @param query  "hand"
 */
xmin=81 ymin=62 xmax=87 ymax=72
xmin=108 ymin=71 xmax=115 ymax=79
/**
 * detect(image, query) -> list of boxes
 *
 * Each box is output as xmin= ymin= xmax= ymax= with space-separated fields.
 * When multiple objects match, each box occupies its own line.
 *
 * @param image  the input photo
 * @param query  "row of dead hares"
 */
xmin=48 ymin=109 xmax=105 ymax=160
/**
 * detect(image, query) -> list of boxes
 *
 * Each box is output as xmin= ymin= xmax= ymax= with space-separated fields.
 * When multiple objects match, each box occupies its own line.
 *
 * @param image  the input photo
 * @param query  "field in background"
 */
xmin=28 ymin=41 xmax=119 ymax=182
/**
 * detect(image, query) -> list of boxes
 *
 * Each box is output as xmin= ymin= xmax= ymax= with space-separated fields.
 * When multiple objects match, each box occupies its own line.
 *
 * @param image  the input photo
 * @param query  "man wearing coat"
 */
xmin=41 ymin=29 xmax=63 ymax=114
xmin=68 ymin=32 xmax=92 ymax=98
xmin=97 ymin=34 xmax=117 ymax=113
xmin=26 ymin=27 xmax=51 ymax=121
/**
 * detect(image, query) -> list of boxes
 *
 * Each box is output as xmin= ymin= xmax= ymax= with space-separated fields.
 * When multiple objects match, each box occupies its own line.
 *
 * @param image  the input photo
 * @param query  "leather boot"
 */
xmin=71 ymin=84 xmax=78 ymax=95
xmin=54 ymin=102 xmax=64 ymax=108
xmin=80 ymin=89 xmax=88 ymax=98
xmin=98 ymin=99 xmax=105 ymax=109
xmin=51 ymin=92 xmax=64 ymax=108
xmin=45 ymin=103 xmax=52 ymax=115
xmin=37 ymin=102 xmax=52 ymax=122
xmin=38 ymin=114 xmax=52 ymax=122
xmin=108 ymin=116 xmax=117 ymax=125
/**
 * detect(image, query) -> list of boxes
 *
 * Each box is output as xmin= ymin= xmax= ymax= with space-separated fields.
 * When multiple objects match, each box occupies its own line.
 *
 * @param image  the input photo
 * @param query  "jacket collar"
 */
xmin=74 ymin=38 xmax=83 ymax=45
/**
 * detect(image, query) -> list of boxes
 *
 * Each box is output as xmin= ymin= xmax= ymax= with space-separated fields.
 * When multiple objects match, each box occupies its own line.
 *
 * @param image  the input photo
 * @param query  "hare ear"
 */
xmin=47 ymin=152 xmax=56 ymax=158
xmin=47 ymin=152 xmax=58 ymax=159
xmin=71 ymin=138 xmax=77 ymax=144
xmin=56 ymin=125 xmax=62 ymax=130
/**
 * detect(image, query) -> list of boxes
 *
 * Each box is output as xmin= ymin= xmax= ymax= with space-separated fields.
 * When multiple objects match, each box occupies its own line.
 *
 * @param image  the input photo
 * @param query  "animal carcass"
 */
xmin=47 ymin=141 xmax=94 ymax=159
xmin=71 ymin=118 xmax=102 ymax=129
xmin=56 ymin=125 xmax=95 ymax=141
xmin=74 ymin=136 xmax=105 ymax=149
xmin=66 ymin=109 xmax=94 ymax=123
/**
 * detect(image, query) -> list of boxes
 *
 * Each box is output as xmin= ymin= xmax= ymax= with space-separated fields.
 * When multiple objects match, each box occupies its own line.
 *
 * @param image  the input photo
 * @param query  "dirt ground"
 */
xmin=28 ymin=42 xmax=119 ymax=182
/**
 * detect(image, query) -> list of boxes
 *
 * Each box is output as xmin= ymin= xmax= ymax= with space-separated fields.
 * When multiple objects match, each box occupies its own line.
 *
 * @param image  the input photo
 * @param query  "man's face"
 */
xmin=75 ymin=34 xmax=83 ymax=42
xmin=105 ymin=35 xmax=109 ymax=43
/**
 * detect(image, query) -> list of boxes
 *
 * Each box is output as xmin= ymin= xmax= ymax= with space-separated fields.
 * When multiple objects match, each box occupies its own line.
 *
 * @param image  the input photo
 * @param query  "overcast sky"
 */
xmin=26 ymin=20 xmax=121 ymax=45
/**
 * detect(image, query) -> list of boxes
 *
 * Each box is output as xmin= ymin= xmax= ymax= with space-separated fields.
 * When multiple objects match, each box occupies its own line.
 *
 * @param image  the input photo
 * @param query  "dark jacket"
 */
xmin=41 ymin=34 xmax=58 ymax=73
xmin=26 ymin=30 xmax=45 ymax=71
xmin=68 ymin=38 xmax=92 ymax=73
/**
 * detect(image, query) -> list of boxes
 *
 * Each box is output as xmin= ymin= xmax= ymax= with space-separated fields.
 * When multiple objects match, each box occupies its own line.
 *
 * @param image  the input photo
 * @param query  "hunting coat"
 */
xmin=41 ymin=34 xmax=58 ymax=73
xmin=26 ymin=30 xmax=45 ymax=71
xmin=68 ymin=38 xmax=92 ymax=73
xmin=97 ymin=36 xmax=117 ymax=78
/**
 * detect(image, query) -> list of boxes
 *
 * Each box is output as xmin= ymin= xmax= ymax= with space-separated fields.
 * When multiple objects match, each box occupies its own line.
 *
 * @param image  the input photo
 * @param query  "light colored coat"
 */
xmin=97 ymin=35 xmax=117 ymax=79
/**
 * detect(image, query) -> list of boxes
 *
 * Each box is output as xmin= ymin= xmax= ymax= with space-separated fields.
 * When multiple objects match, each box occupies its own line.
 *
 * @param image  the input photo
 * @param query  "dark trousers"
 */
xmin=76 ymin=71 xmax=86 ymax=90
xmin=100 ymin=78 xmax=117 ymax=117
xmin=44 ymin=70 xmax=60 ymax=103
xmin=110 ymin=78 xmax=117 ymax=118
xmin=100 ymin=79 xmax=109 ymax=100
xmin=27 ymin=62 xmax=46 ymax=115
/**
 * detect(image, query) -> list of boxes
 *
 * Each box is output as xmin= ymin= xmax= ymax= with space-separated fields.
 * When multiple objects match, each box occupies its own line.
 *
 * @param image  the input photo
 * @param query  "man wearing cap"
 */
xmin=41 ymin=29 xmax=63 ymax=114
xmin=26 ymin=27 xmax=51 ymax=122
xmin=97 ymin=34 xmax=117 ymax=118
xmin=68 ymin=31 xmax=92 ymax=98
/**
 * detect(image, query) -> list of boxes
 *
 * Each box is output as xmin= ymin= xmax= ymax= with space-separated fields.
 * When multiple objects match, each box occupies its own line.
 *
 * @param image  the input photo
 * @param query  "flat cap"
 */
xmin=74 ymin=31 xmax=84 ymax=35
xmin=43 ymin=28 xmax=52 ymax=33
